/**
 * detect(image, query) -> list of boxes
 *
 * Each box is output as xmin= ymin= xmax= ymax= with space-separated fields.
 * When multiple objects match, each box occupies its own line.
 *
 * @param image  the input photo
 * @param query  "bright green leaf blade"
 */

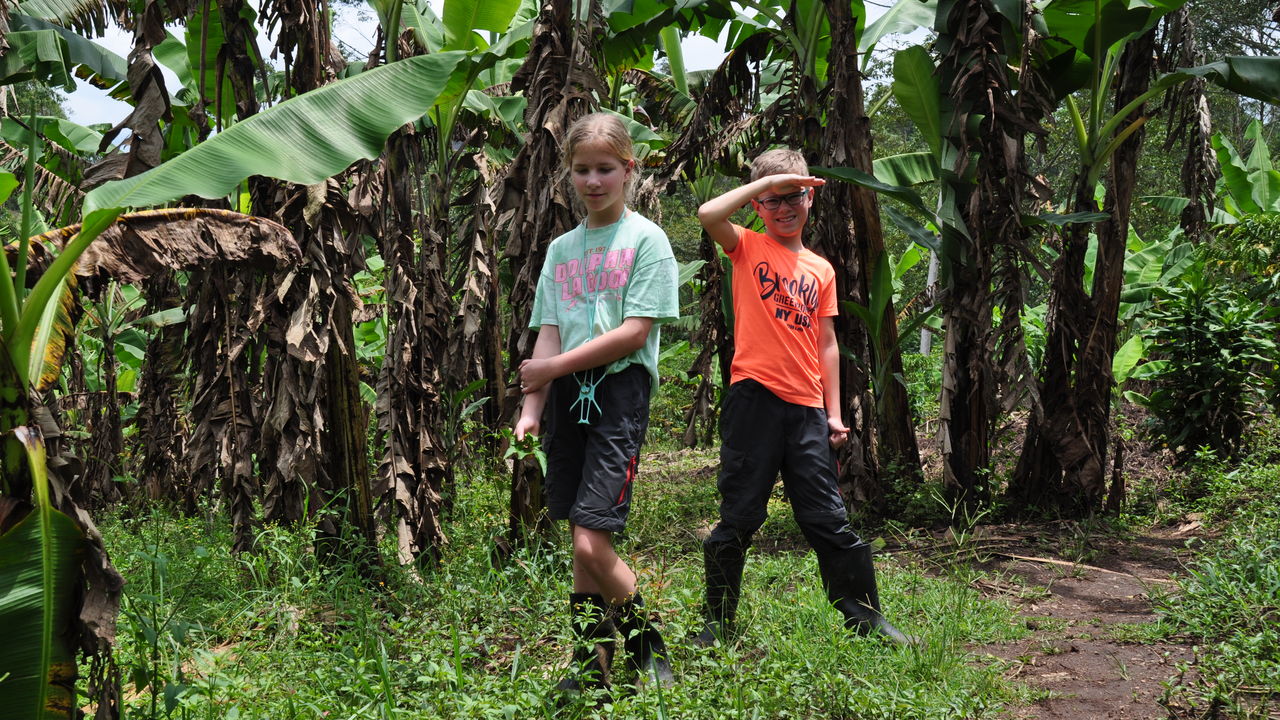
xmin=401 ymin=0 xmax=445 ymax=51
xmin=0 ymin=172 xmax=18 ymax=204
xmin=1244 ymin=119 xmax=1273 ymax=172
xmin=443 ymin=0 xmax=521 ymax=50
xmin=891 ymin=45 xmax=941 ymax=157
xmin=813 ymin=165 xmax=932 ymax=218
xmin=9 ymin=14 xmax=128 ymax=88
xmin=1139 ymin=195 xmax=1190 ymax=215
xmin=83 ymin=52 xmax=467 ymax=213
xmin=872 ymin=152 xmax=938 ymax=186
xmin=0 ymin=30 xmax=74 ymax=90
xmin=1212 ymin=133 xmax=1261 ymax=215
xmin=1111 ymin=333 xmax=1145 ymax=383
xmin=860 ymin=0 xmax=937 ymax=54
xmin=1250 ymin=170 xmax=1280 ymax=213
xmin=0 ymin=505 xmax=84 ymax=718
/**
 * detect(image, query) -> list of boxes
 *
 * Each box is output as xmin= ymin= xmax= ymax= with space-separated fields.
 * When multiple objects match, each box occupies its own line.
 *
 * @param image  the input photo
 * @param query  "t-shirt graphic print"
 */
xmin=726 ymin=225 xmax=837 ymax=408
xmin=530 ymin=212 xmax=679 ymax=391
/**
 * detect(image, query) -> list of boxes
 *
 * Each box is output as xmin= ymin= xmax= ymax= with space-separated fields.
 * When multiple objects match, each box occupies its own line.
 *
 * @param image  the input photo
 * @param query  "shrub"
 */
xmin=1133 ymin=276 xmax=1280 ymax=463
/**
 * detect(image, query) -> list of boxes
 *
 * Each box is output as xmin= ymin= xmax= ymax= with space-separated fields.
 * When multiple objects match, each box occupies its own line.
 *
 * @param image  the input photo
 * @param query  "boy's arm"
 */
xmin=696 ymin=173 xmax=826 ymax=252
xmin=518 ymin=317 xmax=654 ymax=394
xmin=515 ymin=325 xmax=562 ymax=440
xmin=818 ymin=316 xmax=849 ymax=448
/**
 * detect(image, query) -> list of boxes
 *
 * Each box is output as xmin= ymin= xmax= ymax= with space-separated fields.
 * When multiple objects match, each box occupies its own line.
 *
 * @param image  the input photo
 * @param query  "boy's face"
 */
xmin=752 ymin=184 xmax=813 ymax=242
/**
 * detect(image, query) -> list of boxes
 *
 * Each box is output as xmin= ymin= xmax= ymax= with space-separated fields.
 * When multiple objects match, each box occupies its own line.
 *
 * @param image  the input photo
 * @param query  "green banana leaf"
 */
xmin=891 ymin=45 xmax=941 ymax=158
xmin=873 ymin=152 xmax=938 ymax=187
xmin=860 ymin=0 xmax=936 ymax=55
xmin=9 ymin=14 xmax=129 ymax=90
xmin=442 ymin=0 xmax=523 ymax=51
xmin=813 ymin=165 xmax=933 ymax=219
xmin=1 ymin=116 xmax=103 ymax=155
xmin=15 ymin=0 xmax=104 ymax=26
xmin=0 ymin=30 xmax=74 ymax=90
xmin=0 ymin=427 xmax=86 ymax=720
xmin=83 ymin=52 xmax=467 ymax=214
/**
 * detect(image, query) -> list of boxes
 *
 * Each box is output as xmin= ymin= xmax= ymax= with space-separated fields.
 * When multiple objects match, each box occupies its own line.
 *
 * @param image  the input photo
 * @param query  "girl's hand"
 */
xmin=514 ymin=415 xmax=540 ymax=441
xmin=827 ymin=417 xmax=849 ymax=448
xmin=519 ymin=357 xmax=556 ymax=393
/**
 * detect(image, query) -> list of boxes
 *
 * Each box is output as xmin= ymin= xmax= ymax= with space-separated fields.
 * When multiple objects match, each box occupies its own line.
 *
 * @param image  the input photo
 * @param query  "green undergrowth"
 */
xmin=97 ymin=453 xmax=1032 ymax=720
xmin=1131 ymin=431 xmax=1280 ymax=718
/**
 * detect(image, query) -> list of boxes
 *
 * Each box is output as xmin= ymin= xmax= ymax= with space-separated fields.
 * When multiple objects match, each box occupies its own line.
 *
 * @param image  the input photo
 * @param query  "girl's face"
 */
xmin=570 ymin=141 xmax=632 ymax=224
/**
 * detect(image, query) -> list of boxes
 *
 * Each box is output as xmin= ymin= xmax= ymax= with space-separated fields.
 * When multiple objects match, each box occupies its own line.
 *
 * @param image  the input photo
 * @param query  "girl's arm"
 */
xmin=514 ymin=325 xmax=562 ymax=440
xmin=818 ymin=316 xmax=849 ymax=448
xmin=518 ymin=316 xmax=654 ymax=394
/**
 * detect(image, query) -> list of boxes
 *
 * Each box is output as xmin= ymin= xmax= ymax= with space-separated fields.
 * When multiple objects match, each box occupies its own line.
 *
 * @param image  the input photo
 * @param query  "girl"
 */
xmin=514 ymin=113 xmax=679 ymax=692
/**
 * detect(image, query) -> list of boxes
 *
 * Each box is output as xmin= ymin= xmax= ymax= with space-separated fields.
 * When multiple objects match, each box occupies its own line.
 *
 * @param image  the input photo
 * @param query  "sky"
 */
xmin=62 ymin=6 xmax=732 ymax=126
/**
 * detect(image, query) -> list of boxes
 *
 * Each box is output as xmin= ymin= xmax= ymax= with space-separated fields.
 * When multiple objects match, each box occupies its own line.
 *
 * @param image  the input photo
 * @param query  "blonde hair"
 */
xmin=750 ymin=148 xmax=808 ymax=181
xmin=562 ymin=113 xmax=638 ymax=196
xmin=564 ymin=113 xmax=635 ymax=168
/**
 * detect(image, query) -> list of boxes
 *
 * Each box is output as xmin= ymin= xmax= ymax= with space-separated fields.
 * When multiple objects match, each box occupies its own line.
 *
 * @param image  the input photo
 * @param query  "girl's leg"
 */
xmin=571 ymin=523 xmax=636 ymax=604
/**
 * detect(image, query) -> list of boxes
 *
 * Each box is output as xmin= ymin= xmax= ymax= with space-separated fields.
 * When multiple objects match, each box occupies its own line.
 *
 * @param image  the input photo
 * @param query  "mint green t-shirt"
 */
xmin=529 ymin=211 xmax=679 ymax=392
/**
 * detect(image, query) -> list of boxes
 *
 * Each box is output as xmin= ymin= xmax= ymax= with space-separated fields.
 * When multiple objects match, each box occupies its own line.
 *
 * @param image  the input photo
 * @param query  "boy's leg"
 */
xmin=698 ymin=380 xmax=785 ymax=644
xmin=780 ymin=405 xmax=913 ymax=645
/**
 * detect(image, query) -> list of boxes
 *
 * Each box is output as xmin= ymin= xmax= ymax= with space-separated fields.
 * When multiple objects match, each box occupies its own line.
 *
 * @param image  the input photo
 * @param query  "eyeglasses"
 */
xmin=755 ymin=188 xmax=809 ymax=211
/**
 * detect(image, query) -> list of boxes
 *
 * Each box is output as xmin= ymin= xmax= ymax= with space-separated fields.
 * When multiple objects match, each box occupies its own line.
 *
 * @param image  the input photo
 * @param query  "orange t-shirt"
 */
xmin=727 ymin=225 xmax=838 ymax=407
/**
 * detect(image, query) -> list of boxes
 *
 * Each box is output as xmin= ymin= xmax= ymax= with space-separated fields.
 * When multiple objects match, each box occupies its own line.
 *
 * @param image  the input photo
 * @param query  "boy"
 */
xmin=694 ymin=148 xmax=910 ymax=646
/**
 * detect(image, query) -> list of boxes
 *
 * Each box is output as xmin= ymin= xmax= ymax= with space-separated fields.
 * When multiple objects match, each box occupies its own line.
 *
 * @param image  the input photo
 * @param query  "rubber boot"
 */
xmin=554 ymin=593 xmax=616 ymax=695
xmin=614 ymin=593 xmax=675 ymax=688
xmin=693 ymin=540 xmax=747 ymax=647
xmin=815 ymin=543 xmax=915 ymax=646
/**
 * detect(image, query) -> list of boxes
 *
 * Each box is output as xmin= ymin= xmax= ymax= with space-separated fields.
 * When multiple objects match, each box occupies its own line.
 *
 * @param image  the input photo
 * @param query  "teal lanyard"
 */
xmin=571 ymin=209 xmax=628 ymax=425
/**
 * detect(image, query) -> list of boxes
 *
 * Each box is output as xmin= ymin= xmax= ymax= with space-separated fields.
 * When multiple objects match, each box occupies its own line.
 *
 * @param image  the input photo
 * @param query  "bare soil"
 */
xmin=943 ymin=522 xmax=1207 ymax=719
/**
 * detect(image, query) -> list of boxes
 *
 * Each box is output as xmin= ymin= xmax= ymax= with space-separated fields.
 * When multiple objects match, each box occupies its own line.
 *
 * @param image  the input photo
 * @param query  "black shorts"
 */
xmin=544 ymin=363 xmax=651 ymax=533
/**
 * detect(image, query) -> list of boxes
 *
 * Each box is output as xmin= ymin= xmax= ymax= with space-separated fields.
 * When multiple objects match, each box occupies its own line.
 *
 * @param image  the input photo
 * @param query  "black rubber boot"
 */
xmin=555 ymin=593 xmax=616 ymax=695
xmin=693 ymin=539 xmax=748 ymax=647
xmin=614 ymin=593 xmax=675 ymax=688
xmin=815 ymin=543 xmax=915 ymax=646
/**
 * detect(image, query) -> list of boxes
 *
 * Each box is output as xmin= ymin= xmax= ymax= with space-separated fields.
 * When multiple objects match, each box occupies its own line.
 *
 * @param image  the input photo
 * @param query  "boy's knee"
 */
xmin=796 ymin=514 xmax=862 ymax=555
xmin=705 ymin=522 xmax=757 ymax=553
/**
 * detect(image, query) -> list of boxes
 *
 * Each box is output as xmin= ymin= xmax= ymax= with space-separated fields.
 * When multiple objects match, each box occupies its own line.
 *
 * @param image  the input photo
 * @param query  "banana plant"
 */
xmin=0 ymin=48 xmax=470 ymax=713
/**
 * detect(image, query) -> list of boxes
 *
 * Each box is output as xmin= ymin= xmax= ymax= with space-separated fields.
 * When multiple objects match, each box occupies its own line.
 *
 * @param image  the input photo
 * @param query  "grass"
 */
xmin=97 ymin=447 xmax=1035 ymax=720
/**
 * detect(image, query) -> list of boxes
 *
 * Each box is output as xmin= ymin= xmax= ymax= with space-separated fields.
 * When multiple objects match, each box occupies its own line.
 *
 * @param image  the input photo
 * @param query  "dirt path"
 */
xmin=942 ymin=523 xmax=1203 ymax=719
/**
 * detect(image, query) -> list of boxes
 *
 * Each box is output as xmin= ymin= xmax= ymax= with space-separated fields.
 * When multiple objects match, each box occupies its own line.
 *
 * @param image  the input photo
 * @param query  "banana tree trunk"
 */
xmin=1011 ymin=31 xmax=1155 ymax=514
xmin=135 ymin=273 xmax=189 ymax=504
xmin=815 ymin=0 xmax=922 ymax=507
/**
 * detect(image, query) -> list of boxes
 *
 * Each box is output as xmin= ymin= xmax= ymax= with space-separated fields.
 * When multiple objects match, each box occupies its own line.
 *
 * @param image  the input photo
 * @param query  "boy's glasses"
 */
xmin=755 ymin=188 xmax=810 ymax=211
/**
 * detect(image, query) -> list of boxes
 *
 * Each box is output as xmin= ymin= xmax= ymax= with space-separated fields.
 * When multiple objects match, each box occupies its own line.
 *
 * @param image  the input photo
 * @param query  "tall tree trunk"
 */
xmin=498 ymin=0 xmax=607 ymax=549
xmin=815 ymin=0 xmax=922 ymax=509
xmin=257 ymin=0 xmax=378 ymax=563
xmin=1011 ymin=31 xmax=1156 ymax=514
